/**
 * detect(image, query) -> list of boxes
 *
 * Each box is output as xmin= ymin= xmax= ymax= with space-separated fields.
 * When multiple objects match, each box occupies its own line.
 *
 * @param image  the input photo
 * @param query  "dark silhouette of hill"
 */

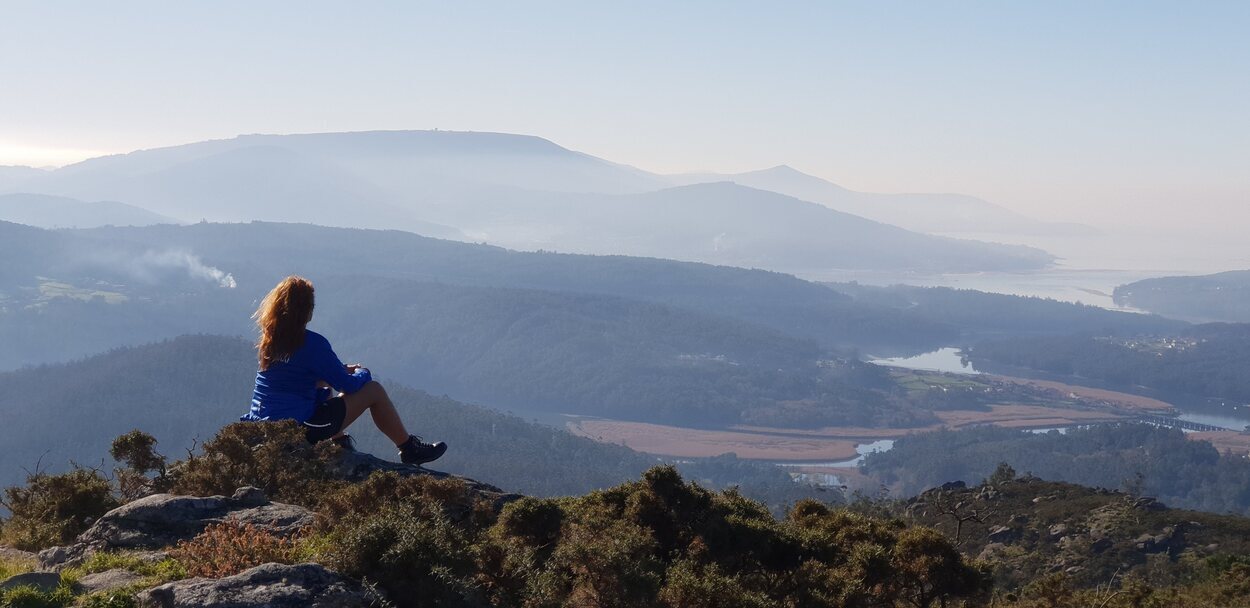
xmin=830 ymin=282 xmax=1185 ymax=340
xmin=1115 ymin=270 xmax=1250 ymax=323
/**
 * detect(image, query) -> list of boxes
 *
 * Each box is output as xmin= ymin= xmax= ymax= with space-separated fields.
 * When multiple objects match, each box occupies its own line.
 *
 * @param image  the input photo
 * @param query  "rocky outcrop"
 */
xmin=77 ymin=569 xmax=147 ymax=594
xmin=138 ymin=563 xmax=375 ymax=608
xmin=987 ymin=525 xmax=1018 ymax=543
xmin=0 ymin=546 xmax=35 ymax=563
xmin=39 ymin=487 xmax=313 ymax=571
xmin=0 ymin=571 xmax=61 ymax=593
xmin=1134 ymin=525 xmax=1186 ymax=555
xmin=330 ymin=450 xmax=521 ymax=510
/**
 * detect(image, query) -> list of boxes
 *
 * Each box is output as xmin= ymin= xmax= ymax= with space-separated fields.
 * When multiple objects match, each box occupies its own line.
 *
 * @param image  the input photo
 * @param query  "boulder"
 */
xmin=39 ymin=487 xmax=313 ymax=570
xmin=0 ymin=547 xmax=36 ymax=563
xmin=977 ymin=542 xmax=1009 ymax=561
xmin=138 ymin=563 xmax=375 ymax=608
xmin=77 ymin=569 xmax=147 ymax=594
xmin=1047 ymin=523 xmax=1069 ymax=540
xmin=0 ymin=571 xmax=62 ymax=593
xmin=987 ymin=525 xmax=1018 ymax=543
xmin=1134 ymin=525 xmax=1185 ymax=555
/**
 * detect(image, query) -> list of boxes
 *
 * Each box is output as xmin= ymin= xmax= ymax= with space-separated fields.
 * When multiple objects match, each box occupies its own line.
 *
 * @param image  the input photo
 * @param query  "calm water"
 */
xmin=817 ymin=268 xmax=1167 ymax=310
xmin=870 ymin=348 xmax=978 ymax=375
xmin=777 ymin=438 xmax=897 ymax=468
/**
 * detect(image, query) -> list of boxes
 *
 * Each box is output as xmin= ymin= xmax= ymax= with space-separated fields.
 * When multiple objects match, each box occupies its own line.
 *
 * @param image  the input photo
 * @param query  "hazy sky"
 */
xmin=2 ymin=1 xmax=1247 ymax=233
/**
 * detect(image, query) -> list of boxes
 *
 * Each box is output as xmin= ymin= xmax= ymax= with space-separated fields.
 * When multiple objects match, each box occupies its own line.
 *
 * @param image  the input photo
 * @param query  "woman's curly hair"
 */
xmin=254 ymin=275 xmax=315 ymax=370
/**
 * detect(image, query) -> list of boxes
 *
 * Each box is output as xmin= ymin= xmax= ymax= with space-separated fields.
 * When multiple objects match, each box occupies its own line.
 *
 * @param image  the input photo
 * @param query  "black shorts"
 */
xmin=303 ymin=397 xmax=347 ymax=443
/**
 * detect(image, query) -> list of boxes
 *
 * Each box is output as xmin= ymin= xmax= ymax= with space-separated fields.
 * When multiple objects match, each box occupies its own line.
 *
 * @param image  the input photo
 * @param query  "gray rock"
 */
xmin=1090 ymin=537 xmax=1114 ymax=553
xmin=39 ymin=487 xmax=313 ymax=571
xmin=1056 ymin=534 xmax=1082 ymax=551
xmin=1047 ymin=523 xmax=1069 ymax=539
xmin=977 ymin=542 xmax=1009 ymax=561
xmin=0 ymin=547 xmax=36 ymax=563
xmin=987 ymin=525 xmax=1018 ymax=543
xmin=77 ymin=569 xmax=147 ymax=594
xmin=1134 ymin=525 xmax=1185 ymax=555
xmin=138 ymin=563 xmax=375 ymax=608
xmin=0 ymin=571 xmax=62 ymax=593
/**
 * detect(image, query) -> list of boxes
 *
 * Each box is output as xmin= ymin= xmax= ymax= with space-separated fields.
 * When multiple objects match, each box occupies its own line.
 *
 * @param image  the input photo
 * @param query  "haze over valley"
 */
xmin=3 ymin=4 xmax=1250 ymax=606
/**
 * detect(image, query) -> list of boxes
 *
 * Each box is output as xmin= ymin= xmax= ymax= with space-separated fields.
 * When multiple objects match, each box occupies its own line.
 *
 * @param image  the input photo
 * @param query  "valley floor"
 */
xmin=566 ymin=372 xmax=1250 ymax=479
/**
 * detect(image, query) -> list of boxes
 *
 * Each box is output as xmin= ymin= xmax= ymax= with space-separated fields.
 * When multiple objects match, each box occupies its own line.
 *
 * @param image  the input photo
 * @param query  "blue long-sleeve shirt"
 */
xmin=243 ymin=329 xmax=372 ymax=423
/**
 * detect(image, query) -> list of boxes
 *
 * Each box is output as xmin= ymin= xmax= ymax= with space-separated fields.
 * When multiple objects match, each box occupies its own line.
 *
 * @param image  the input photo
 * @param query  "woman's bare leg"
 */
xmin=337 ymin=381 xmax=410 ymax=445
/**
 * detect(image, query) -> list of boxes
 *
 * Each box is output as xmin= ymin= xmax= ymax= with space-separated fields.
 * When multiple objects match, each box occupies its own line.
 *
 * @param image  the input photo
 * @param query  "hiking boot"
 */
xmin=332 ymin=435 xmax=357 ymax=452
xmin=399 ymin=435 xmax=447 ymax=465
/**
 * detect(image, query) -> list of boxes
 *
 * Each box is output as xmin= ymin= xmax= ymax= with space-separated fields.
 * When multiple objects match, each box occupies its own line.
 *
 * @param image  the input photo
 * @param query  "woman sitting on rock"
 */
xmin=241 ymin=275 xmax=446 ymax=465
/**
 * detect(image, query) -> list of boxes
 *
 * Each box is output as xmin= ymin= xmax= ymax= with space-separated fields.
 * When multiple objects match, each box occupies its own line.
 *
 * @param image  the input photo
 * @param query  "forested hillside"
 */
xmin=862 ymin=424 xmax=1250 ymax=515
xmin=964 ymin=323 xmax=1250 ymax=404
xmin=0 ymin=336 xmax=815 ymax=505
xmin=1115 ymin=270 xmax=1250 ymax=322
xmin=830 ymin=282 xmax=1185 ymax=340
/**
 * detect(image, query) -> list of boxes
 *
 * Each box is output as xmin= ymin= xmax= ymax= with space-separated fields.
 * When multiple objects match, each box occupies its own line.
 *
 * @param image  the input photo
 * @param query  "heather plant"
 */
xmin=170 ymin=520 xmax=302 ymax=578
xmin=0 ymin=468 xmax=119 ymax=551
xmin=315 ymin=470 xmax=495 ymax=534
xmin=165 ymin=421 xmax=337 ymax=507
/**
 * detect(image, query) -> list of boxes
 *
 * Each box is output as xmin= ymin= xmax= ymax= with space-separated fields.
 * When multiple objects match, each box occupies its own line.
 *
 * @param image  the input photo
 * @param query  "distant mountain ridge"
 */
xmin=2 ymin=130 xmax=1053 ymax=273
xmin=0 ymin=193 xmax=176 ymax=229
xmin=672 ymin=164 xmax=1099 ymax=237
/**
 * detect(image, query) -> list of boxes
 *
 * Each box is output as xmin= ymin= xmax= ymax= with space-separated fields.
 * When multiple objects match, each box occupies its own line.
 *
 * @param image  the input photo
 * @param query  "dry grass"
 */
xmin=991 ymin=376 xmax=1175 ymax=412
xmin=1189 ymin=431 xmax=1250 ymax=456
xmin=566 ymin=420 xmax=860 ymax=461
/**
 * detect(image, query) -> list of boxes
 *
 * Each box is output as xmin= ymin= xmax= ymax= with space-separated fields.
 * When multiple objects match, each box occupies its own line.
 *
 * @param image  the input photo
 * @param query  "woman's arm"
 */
xmin=307 ymin=334 xmax=372 ymax=394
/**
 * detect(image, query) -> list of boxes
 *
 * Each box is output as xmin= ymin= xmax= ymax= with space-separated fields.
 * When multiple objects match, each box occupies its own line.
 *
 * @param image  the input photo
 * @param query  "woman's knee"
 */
xmin=363 ymin=380 xmax=386 ymax=398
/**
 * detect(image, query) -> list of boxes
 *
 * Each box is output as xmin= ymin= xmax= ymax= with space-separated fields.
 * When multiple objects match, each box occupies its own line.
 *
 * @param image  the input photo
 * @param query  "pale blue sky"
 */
xmin=1 ymin=1 xmax=1247 ymax=231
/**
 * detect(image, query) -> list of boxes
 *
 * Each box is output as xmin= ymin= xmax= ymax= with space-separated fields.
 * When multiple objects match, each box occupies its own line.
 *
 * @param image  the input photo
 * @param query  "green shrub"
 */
xmin=166 ymin=421 xmax=337 ymax=507
xmin=77 ymin=593 xmax=139 ymax=608
xmin=65 ymin=550 xmax=186 ymax=582
xmin=109 ymin=430 xmax=167 ymax=501
xmin=315 ymin=471 xmax=494 ymax=534
xmin=658 ymin=559 xmax=773 ymax=608
xmin=495 ymin=497 xmax=562 ymax=548
xmin=327 ymin=503 xmax=482 ymax=608
xmin=0 ymin=584 xmax=74 ymax=608
xmin=0 ymin=469 xmax=119 ymax=551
